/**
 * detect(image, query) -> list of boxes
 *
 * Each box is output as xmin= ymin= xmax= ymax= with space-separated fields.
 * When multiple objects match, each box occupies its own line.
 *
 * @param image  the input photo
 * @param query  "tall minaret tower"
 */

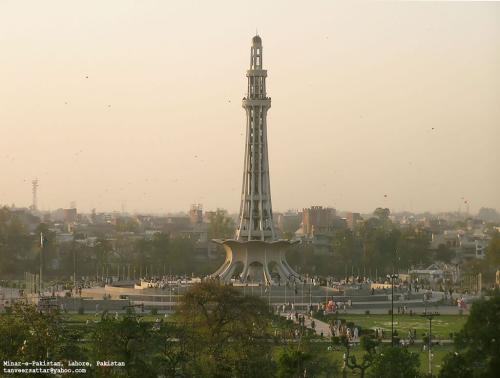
xmin=236 ymin=35 xmax=276 ymax=241
xmin=211 ymin=35 xmax=300 ymax=285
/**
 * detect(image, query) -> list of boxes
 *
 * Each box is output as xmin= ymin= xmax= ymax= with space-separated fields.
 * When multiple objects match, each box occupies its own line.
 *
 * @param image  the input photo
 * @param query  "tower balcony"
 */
xmin=246 ymin=69 xmax=267 ymax=77
xmin=242 ymin=97 xmax=271 ymax=108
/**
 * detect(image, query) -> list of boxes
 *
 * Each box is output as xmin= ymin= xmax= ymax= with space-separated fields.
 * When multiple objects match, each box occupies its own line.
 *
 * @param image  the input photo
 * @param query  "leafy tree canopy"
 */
xmin=440 ymin=292 xmax=500 ymax=378
xmin=368 ymin=347 xmax=420 ymax=378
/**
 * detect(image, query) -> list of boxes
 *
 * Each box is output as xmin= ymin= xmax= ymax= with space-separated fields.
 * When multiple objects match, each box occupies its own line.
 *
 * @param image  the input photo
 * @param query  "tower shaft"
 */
xmin=236 ymin=36 xmax=276 ymax=241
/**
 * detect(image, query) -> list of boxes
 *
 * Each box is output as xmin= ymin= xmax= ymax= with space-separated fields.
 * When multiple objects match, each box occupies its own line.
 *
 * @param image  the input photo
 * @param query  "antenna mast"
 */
xmin=31 ymin=179 xmax=39 ymax=211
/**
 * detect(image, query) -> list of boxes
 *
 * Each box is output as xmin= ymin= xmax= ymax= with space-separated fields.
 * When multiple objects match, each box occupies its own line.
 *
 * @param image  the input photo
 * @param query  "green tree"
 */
xmin=89 ymin=312 xmax=156 ymax=377
xmin=208 ymin=209 xmax=235 ymax=239
xmin=438 ymin=353 xmax=473 ymax=378
xmin=332 ymin=335 xmax=378 ymax=378
xmin=277 ymin=332 xmax=340 ymax=377
xmin=373 ymin=208 xmax=390 ymax=220
xmin=435 ymin=244 xmax=455 ymax=264
xmin=94 ymin=238 xmax=113 ymax=267
xmin=440 ymin=292 xmax=500 ymax=378
xmin=0 ymin=304 xmax=84 ymax=364
xmin=396 ymin=227 xmax=431 ymax=268
xmin=276 ymin=349 xmax=312 ymax=378
xmin=177 ymin=281 xmax=275 ymax=377
xmin=332 ymin=229 xmax=359 ymax=272
xmin=0 ymin=207 xmax=37 ymax=277
xmin=486 ymin=231 xmax=500 ymax=267
xmin=359 ymin=219 xmax=400 ymax=274
xmin=368 ymin=347 xmax=420 ymax=378
xmin=150 ymin=321 xmax=190 ymax=378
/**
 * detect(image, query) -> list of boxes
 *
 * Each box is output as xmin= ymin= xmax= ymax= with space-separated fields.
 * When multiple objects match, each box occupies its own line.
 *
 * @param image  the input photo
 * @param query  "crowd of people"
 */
xmin=330 ymin=319 xmax=360 ymax=342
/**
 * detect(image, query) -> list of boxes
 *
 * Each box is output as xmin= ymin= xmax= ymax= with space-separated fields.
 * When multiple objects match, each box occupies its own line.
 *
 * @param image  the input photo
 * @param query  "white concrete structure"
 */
xmin=212 ymin=36 xmax=299 ymax=285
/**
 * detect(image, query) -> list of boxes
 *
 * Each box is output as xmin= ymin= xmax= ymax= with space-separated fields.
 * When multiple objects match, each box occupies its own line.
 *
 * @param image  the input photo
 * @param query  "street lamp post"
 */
xmin=387 ymin=273 xmax=398 ymax=346
xmin=284 ymin=281 xmax=287 ymax=304
xmin=421 ymin=311 xmax=440 ymax=377
xmin=40 ymin=232 xmax=44 ymax=295
xmin=309 ymin=284 xmax=312 ymax=308
xmin=73 ymin=247 xmax=77 ymax=291
xmin=302 ymin=282 xmax=304 ymax=308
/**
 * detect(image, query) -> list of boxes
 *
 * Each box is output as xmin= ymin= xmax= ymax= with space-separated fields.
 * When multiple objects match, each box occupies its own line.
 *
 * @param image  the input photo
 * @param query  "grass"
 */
xmin=61 ymin=312 xmax=171 ymax=323
xmin=62 ymin=312 xmax=468 ymax=339
xmin=5 ymin=311 xmax=461 ymax=376
xmin=290 ymin=341 xmax=454 ymax=377
xmin=322 ymin=313 xmax=467 ymax=339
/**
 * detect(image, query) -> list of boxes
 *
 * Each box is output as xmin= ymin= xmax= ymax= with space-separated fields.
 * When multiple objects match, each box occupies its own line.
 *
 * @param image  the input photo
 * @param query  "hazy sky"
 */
xmin=1 ymin=1 xmax=499 ymax=214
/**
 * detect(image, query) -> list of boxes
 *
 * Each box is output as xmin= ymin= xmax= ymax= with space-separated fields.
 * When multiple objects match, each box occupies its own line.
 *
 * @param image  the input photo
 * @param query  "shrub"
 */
xmin=78 ymin=307 xmax=85 ymax=315
xmin=151 ymin=308 xmax=158 ymax=315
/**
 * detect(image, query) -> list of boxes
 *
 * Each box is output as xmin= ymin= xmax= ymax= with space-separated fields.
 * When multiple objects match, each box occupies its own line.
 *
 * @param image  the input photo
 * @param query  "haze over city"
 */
xmin=1 ymin=0 xmax=499 ymax=214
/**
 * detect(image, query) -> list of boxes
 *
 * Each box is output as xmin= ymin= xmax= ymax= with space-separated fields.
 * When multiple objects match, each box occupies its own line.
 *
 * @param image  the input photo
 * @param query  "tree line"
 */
xmin=0 ymin=207 xmax=224 ymax=281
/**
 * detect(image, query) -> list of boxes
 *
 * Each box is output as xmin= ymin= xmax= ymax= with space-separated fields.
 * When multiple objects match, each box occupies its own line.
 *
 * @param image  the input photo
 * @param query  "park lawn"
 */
xmin=299 ymin=342 xmax=454 ymax=377
xmin=412 ymin=344 xmax=454 ymax=375
xmin=61 ymin=312 xmax=172 ymax=323
xmin=324 ymin=314 xmax=467 ymax=339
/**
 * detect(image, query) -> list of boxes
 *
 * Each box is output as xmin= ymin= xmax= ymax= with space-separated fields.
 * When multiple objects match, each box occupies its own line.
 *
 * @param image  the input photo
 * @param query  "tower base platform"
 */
xmin=211 ymin=239 xmax=300 ymax=285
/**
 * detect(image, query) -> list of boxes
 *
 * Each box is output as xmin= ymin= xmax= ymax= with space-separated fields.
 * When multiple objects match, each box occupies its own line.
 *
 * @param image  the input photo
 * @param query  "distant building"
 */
xmin=458 ymin=235 xmax=488 ymax=261
xmin=409 ymin=263 xmax=459 ymax=285
xmin=164 ymin=216 xmax=191 ymax=234
xmin=55 ymin=232 xmax=74 ymax=244
xmin=63 ymin=208 xmax=77 ymax=224
xmin=204 ymin=211 xmax=216 ymax=223
xmin=345 ymin=212 xmax=362 ymax=230
xmin=189 ymin=204 xmax=203 ymax=224
xmin=474 ymin=240 xmax=487 ymax=259
xmin=431 ymin=229 xmax=490 ymax=262
xmin=431 ymin=230 xmax=461 ymax=249
xmin=276 ymin=210 xmax=301 ymax=234
xmin=144 ymin=230 xmax=161 ymax=241
xmin=294 ymin=206 xmax=347 ymax=254
xmin=302 ymin=206 xmax=337 ymax=237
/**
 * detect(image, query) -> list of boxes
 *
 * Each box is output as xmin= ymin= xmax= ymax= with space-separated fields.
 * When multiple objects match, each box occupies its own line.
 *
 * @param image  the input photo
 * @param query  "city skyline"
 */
xmin=1 ymin=1 xmax=499 ymax=214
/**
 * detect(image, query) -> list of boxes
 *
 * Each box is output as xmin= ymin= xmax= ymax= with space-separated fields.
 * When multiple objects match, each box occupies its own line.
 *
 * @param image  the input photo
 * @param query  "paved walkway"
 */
xmin=281 ymin=312 xmax=332 ymax=338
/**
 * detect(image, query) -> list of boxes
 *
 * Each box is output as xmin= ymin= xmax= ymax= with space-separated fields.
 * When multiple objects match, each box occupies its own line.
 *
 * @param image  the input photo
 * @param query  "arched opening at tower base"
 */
xmin=210 ymin=239 xmax=301 ymax=285
xmin=231 ymin=261 xmax=244 ymax=280
xmin=267 ymin=261 xmax=280 ymax=283
xmin=247 ymin=262 xmax=264 ymax=283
